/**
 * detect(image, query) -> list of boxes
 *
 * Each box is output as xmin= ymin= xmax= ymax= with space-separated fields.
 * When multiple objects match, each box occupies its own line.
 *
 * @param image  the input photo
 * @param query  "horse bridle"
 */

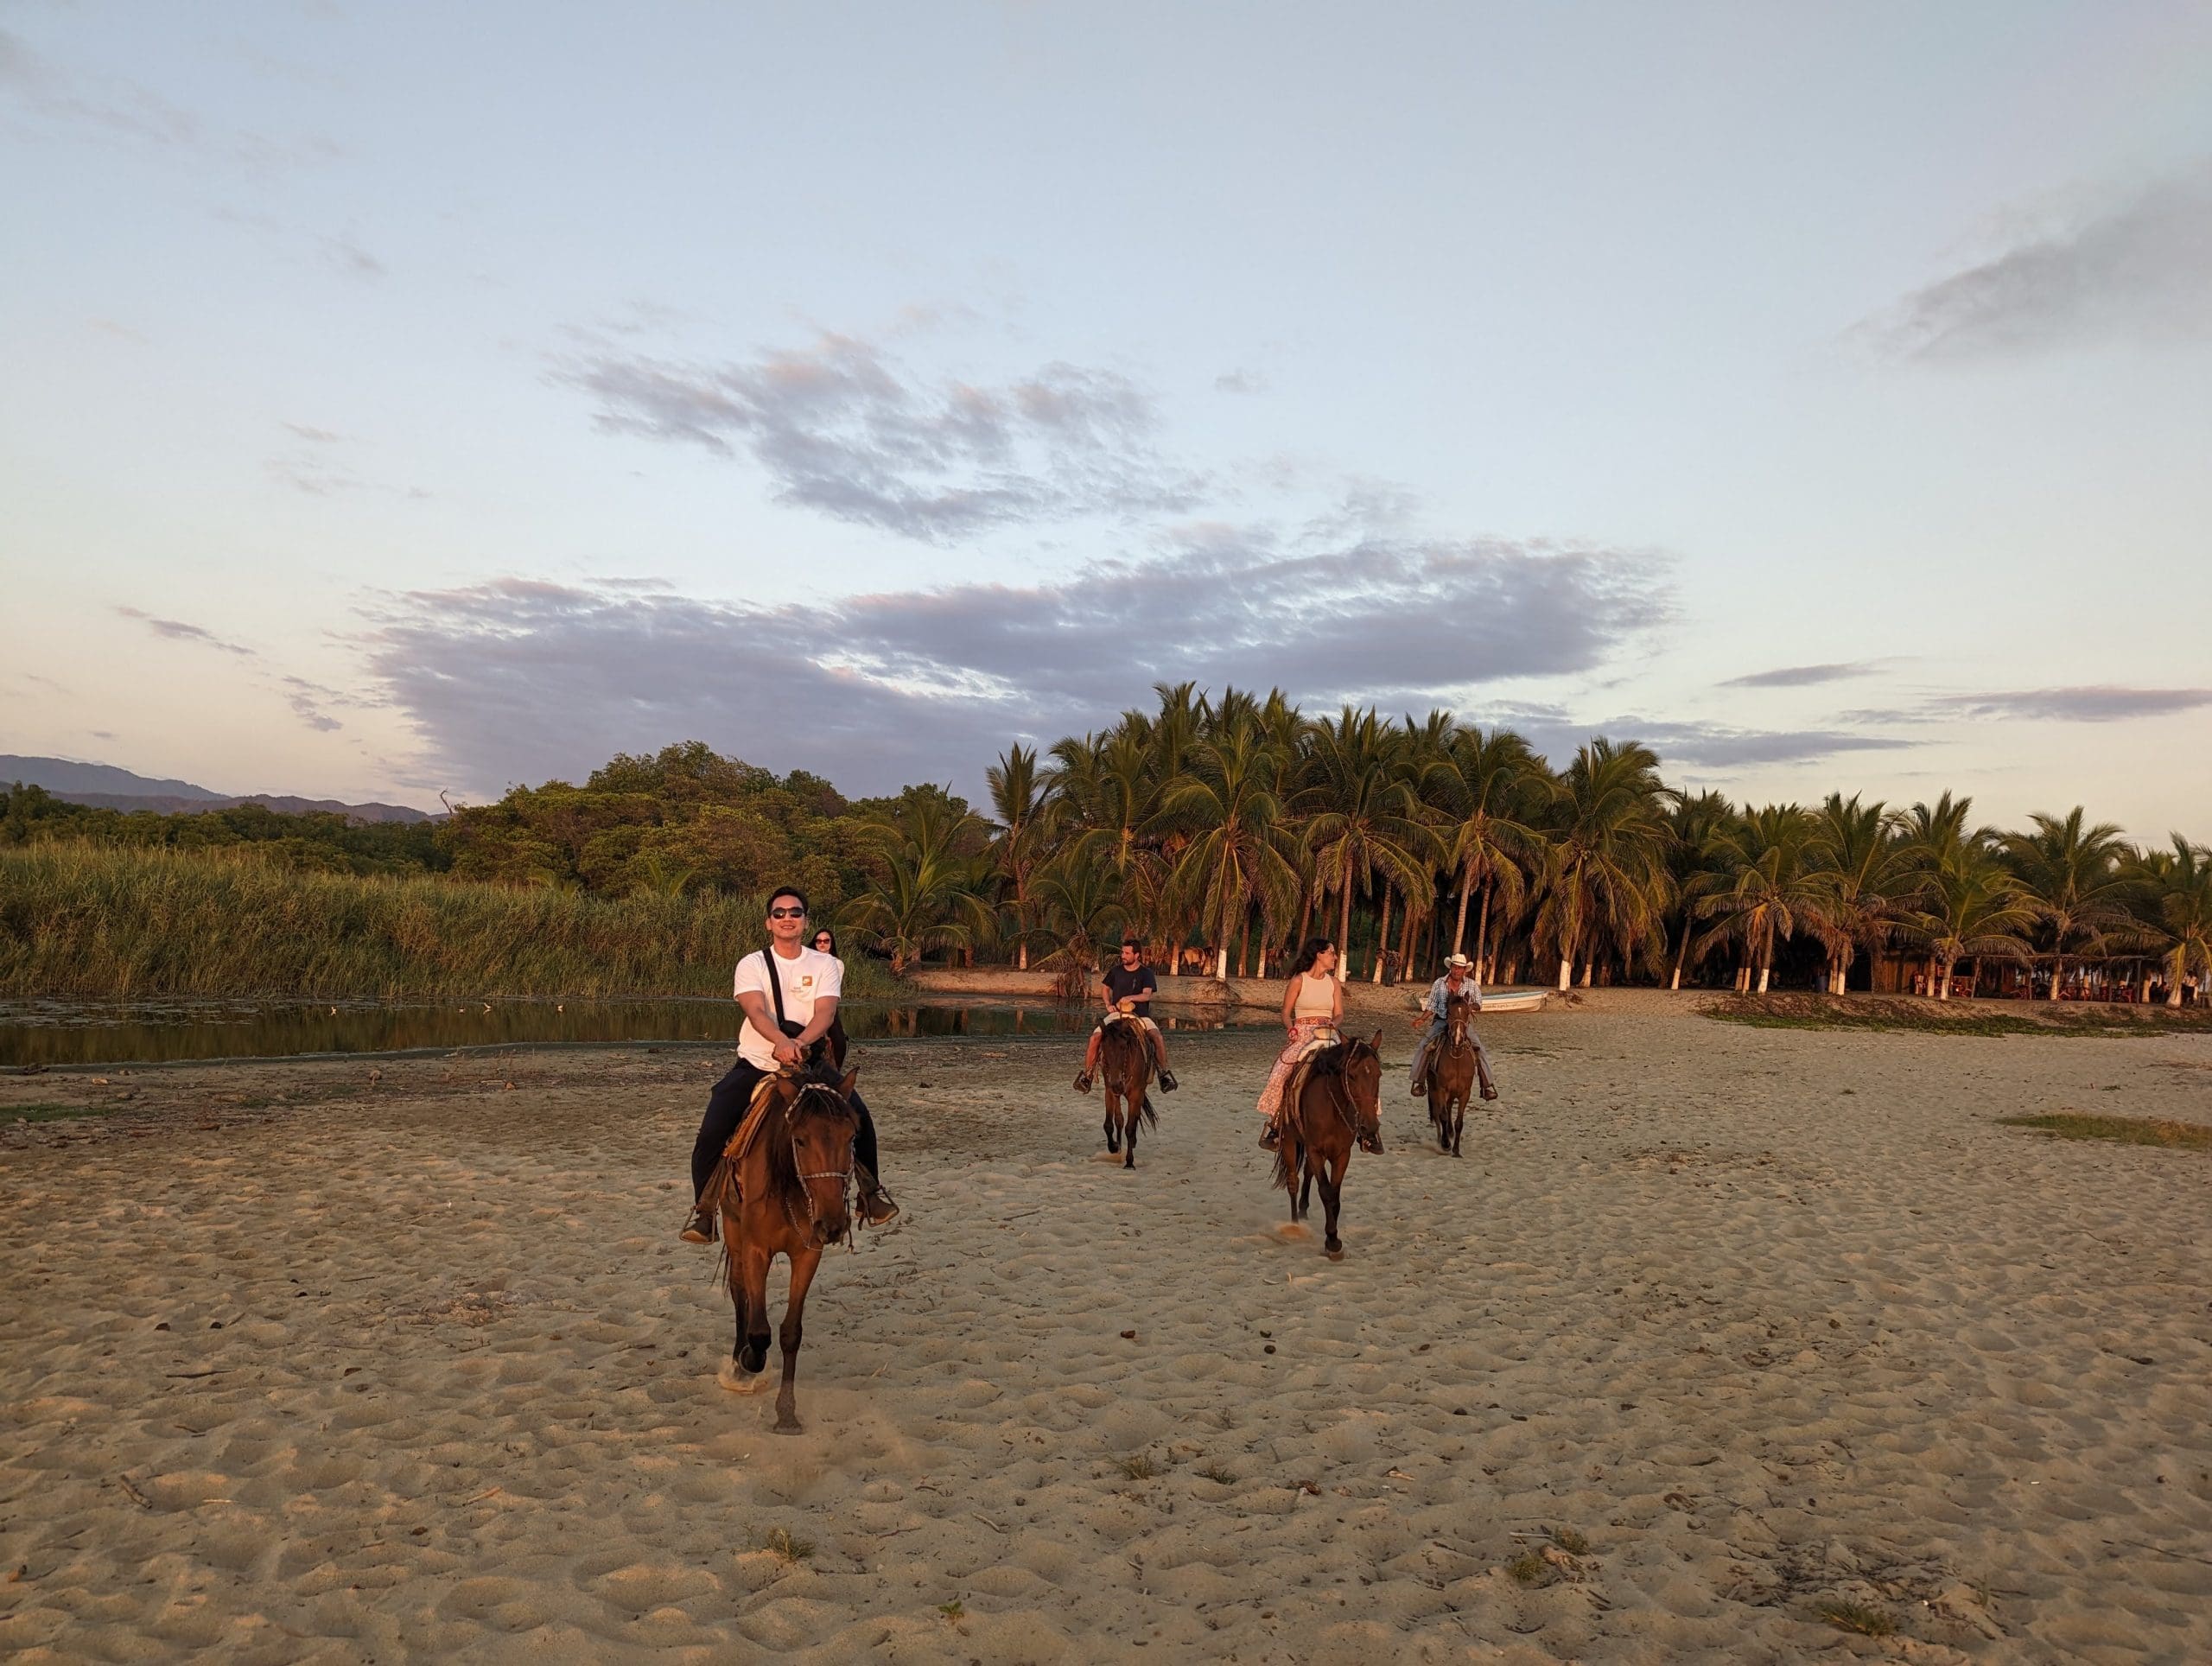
xmin=780 ymin=1084 xmax=857 ymax=1237
xmin=1319 ymin=1042 xmax=1379 ymax=1141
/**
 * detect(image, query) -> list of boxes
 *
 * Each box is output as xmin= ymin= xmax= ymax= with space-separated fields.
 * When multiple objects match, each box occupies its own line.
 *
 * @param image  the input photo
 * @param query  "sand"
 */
xmin=3 ymin=992 xmax=2209 ymax=1663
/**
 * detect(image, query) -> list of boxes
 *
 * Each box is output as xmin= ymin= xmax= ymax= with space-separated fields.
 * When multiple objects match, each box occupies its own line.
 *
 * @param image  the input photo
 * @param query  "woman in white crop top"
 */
xmin=1255 ymin=938 xmax=1343 ymax=1144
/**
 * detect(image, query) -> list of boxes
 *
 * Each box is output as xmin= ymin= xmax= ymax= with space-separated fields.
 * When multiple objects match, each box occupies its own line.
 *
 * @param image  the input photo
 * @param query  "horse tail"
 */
xmin=1271 ymin=1137 xmax=1298 ymax=1194
xmin=1138 ymin=1092 xmax=1157 ymax=1129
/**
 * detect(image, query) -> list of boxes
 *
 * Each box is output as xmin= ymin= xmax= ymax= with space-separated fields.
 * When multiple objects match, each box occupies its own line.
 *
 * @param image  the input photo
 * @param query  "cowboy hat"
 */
xmin=1443 ymin=953 xmax=1473 ymax=970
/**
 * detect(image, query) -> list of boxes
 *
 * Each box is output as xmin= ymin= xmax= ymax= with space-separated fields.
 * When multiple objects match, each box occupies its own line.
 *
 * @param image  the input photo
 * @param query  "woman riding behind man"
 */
xmin=1255 ymin=937 xmax=1342 ymax=1149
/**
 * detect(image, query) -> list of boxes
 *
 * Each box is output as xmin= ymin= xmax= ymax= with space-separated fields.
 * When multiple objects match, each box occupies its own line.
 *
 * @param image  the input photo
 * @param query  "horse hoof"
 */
xmin=738 ymin=1343 xmax=767 ymax=1374
xmin=1325 ymin=1246 xmax=1344 ymax=1262
xmin=772 ymin=1416 xmax=804 ymax=1435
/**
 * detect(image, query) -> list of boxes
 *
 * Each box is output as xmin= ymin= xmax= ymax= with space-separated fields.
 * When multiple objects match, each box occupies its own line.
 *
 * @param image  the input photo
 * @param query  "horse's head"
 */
xmin=1343 ymin=1030 xmax=1385 ymax=1149
xmin=771 ymin=1065 xmax=861 ymax=1246
xmin=1444 ymin=990 xmax=1474 ymax=1044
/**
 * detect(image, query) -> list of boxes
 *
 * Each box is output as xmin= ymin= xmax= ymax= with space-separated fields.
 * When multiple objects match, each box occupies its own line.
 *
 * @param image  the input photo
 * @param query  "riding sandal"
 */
xmin=1257 ymin=1122 xmax=1281 ymax=1150
xmin=858 ymin=1184 xmax=900 ymax=1227
xmin=1072 ymin=1070 xmax=1093 ymax=1094
xmin=680 ymin=1205 xmax=717 ymax=1244
xmin=1157 ymin=1069 xmax=1179 ymax=1092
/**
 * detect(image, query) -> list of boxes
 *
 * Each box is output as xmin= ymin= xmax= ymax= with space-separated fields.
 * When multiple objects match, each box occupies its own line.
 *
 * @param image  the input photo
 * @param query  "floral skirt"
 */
xmin=1256 ymin=1021 xmax=1336 ymax=1120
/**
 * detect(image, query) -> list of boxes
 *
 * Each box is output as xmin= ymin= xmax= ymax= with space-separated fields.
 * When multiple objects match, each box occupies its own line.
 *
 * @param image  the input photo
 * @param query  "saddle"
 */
xmin=721 ymin=1072 xmax=785 ymax=1168
xmin=1278 ymin=1027 xmax=1342 ymax=1137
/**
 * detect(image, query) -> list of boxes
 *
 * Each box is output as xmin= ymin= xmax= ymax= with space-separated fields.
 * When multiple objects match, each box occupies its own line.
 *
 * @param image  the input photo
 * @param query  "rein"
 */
xmin=778 ymin=1084 xmax=857 ymax=1240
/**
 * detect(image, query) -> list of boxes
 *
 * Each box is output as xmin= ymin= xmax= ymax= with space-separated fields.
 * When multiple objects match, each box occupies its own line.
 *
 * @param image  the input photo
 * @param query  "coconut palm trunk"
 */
xmin=1372 ymin=886 xmax=1391 ymax=982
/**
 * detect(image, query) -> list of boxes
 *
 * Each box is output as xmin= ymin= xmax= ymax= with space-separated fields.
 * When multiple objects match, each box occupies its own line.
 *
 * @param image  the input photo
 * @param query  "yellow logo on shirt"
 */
xmin=800 ymin=976 xmax=814 ymax=989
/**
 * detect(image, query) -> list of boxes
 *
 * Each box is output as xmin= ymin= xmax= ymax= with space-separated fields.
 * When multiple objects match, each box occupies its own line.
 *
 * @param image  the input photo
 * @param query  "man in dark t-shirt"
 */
xmin=1074 ymin=937 xmax=1178 ymax=1093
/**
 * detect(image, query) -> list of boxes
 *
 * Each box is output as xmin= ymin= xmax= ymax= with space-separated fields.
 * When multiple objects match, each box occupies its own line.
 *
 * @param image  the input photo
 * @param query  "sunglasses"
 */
xmin=768 ymin=906 xmax=807 ymax=919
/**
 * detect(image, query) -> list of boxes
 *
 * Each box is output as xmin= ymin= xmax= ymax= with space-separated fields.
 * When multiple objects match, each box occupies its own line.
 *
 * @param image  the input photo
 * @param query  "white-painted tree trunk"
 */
xmin=1215 ymin=945 xmax=1230 ymax=980
xmin=1556 ymin=956 xmax=1572 ymax=992
xmin=1757 ymin=963 xmax=1770 ymax=995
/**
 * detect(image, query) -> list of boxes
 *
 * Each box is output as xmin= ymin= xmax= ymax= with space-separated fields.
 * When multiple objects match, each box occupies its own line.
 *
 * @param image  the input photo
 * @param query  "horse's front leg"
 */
xmin=719 ymin=1220 xmax=751 ymax=1387
xmin=737 ymin=1243 xmax=773 ymax=1376
xmin=1122 ymin=1099 xmax=1137 ymax=1169
xmin=1319 ymin=1152 xmax=1345 ymax=1260
xmin=1451 ymin=1091 xmax=1465 ymax=1157
xmin=1297 ymin=1157 xmax=1313 ymax=1223
xmin=1103 ymin=1091 xmax=1120 ymax=1154
xmin=773 ymin=1247 xmax=820 ymax=1434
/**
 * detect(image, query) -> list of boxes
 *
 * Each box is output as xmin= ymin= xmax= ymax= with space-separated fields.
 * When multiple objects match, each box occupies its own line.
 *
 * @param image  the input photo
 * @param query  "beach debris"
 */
xmin=114 ymin=1473 xmax=153 ymax=1510
xmin=1121 ymin=1329 xmax=1137 ymax=1340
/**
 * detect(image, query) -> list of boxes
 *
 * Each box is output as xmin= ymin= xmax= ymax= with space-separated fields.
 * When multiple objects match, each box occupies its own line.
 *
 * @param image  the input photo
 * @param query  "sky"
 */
xmin=3 ymin=1 xmax=2209 ymax=836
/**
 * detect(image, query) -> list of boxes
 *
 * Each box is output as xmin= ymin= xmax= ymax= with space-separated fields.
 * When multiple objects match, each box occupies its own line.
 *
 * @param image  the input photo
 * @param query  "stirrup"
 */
xmin=1258 ymin=1123 xmax=1280 ymax=1150
xmin=1157 ymin=1068 xmax=1178 ymax=1092
xmin=1072 ymin=1070 xmax=1093 ymax=1094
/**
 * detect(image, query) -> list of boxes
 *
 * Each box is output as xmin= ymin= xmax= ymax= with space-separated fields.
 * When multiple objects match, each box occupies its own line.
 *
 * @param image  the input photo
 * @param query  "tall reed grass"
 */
xmin=0 ymin=843 xmax=887 ymax=1001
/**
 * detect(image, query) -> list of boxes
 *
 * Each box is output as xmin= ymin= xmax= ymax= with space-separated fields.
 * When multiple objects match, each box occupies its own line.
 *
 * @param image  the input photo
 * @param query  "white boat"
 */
xmin=1478 ymin=987 xmax=1548 ymax=1013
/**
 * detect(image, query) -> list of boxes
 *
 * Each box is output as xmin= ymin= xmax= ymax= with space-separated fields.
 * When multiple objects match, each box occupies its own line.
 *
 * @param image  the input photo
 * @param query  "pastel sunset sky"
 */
xmin=5 ymin=2 xmax=2209 ymax=832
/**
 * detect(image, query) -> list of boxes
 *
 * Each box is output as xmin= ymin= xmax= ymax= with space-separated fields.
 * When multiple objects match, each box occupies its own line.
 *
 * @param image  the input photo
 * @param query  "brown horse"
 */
xmin=1098 ymin=1018 xmax=1156 ymax=1168
xmin=1425 ymin=991 xmax=1479 ymax=1156
xmin=705 ymin=1061 xmax=860 ymax=1434
xmin=1274 ymin=1031 xmax=1383 ymax=1259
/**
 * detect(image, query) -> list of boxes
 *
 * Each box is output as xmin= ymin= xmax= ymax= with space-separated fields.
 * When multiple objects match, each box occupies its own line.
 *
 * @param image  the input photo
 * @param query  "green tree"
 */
xmin=1694 ymin=804 xmax=1822 ymax=995
xmin=1534 ymin=738 xmax=1670 ymax=990
xmin=1805 ymin=793 xmax=1914 ymax=994
xmin=2001 ymin=807 xmax=2136 ymax=999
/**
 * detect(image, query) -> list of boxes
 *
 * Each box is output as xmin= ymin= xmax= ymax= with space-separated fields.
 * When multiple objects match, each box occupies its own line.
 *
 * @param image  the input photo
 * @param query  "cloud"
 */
xmin=1719 ymin=661 xmax=1879 ymax=690
xmin=319 ymin=235 xmax=385 ymax=279
xmin=365 ymin=538 xmax=1667 ymax=795
xmin=281 ymin=676 xmax=345 ymax=733
xmin=115 ymin=605 xmax=256 ymax=657
xmin=283 ymin=422 xmax=346 ymax=444
xmin=1215 ymin=367 xmax=1268 ymax=394
xmin=1858 ymin=163 xmax=2212 ymax=359
xmin=1 ymin=24 xmax=338 ymax=167
xmin=1929 ymin=685 xmax=2212 ymax=723
xmin=558 ymin=330 xmax=1206 ymax=540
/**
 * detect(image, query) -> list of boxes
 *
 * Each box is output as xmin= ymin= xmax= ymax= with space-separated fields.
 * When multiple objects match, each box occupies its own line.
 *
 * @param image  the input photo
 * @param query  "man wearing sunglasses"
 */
xmin=683 ymin=886 xmax=898 ymax=1243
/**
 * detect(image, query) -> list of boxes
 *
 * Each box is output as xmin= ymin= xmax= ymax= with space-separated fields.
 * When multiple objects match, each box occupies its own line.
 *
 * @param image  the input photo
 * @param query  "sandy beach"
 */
xmin=3 ymin=993 xmax=2209 ymax=1663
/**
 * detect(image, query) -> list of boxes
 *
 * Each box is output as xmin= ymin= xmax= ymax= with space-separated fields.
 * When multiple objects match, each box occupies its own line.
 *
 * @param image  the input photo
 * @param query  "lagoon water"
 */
xmin=0 ymin=997 xmax=1265 ymax=1070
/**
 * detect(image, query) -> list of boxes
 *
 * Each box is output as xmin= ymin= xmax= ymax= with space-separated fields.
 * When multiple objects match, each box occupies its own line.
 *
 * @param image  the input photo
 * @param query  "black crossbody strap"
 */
xmin=761 ymin=948 xmax=807 ymax=1040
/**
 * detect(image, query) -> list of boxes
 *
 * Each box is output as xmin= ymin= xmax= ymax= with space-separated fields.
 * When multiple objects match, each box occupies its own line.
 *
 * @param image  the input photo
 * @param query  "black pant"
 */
xmin=690 ymin=1058 xmax=880 ymax=1201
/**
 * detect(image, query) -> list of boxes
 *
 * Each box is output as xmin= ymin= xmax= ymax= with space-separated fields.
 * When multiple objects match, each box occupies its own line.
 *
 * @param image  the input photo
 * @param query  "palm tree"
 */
xmin=1299 ymin=707 xmax=1437 ymax=982
xmin=1157 ymin=717 xmax=1305 ymax=979
xmin=841 ymin=796 xmax=993 ymax=976
xmin=2001 ymin=807 xmax=2135 ymax=999
xmin=1805 ymin=793 xmax=1913 ymax=994
xmin=2142 ymin=835 xmax=2212 ymax=1006
xmin=1534 ymin=738 xmax=1670 ymax=990
xmin=1693 ymin=804 xmax=1821 ymax=994
xmin=1426 ymin=723 xmax=1541 ymax=976
xmin=985 ymin=743 xmax=1047 ymax=970
xmin=1662 ymin=788 xmax=1734 ymax=990
xmin=1030 ymin=855 xmax=1129 ymax=997
xmin=1903 ymin=844 xmax=2037 ymax=1000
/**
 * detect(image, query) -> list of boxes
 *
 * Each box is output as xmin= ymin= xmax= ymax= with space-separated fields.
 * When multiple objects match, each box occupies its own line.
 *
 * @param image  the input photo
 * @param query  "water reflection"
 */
xmin=0 ymin=997 xmax=1259 ymax=1069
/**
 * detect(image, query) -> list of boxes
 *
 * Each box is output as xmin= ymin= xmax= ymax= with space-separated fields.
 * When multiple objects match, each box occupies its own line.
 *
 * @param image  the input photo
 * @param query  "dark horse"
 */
xmin=1274 ymin=1031 xmax=1384 ymax=1259
xmin=1098 ymin=1018 xmax=1157 ymax=1169
xmin=705 ymin=1059 xmax=860 ymax=1433
xmin=1425 ymin=990 xmax=1479 ymax=1156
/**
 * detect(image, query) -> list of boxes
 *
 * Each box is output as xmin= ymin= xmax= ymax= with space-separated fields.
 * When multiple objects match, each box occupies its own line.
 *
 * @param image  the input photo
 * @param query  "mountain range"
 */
xmin=1 ymin=756 xmax=435 ymax=823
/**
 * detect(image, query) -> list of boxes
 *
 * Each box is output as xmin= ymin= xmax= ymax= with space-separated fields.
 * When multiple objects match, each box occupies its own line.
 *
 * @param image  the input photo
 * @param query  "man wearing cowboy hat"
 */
xmin=1408 ymin=952 xmax=1498 ymax=1101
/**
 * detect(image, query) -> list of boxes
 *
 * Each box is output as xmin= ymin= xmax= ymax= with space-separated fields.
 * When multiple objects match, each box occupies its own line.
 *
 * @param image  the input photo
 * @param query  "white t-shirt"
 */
xmin=733 ymin=945 xmax=843 ymax=1070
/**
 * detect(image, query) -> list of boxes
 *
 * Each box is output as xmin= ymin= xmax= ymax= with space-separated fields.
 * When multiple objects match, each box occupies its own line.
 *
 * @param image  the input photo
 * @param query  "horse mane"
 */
xmin=1306 ymin=1034 xmax=1376 ymax=1078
